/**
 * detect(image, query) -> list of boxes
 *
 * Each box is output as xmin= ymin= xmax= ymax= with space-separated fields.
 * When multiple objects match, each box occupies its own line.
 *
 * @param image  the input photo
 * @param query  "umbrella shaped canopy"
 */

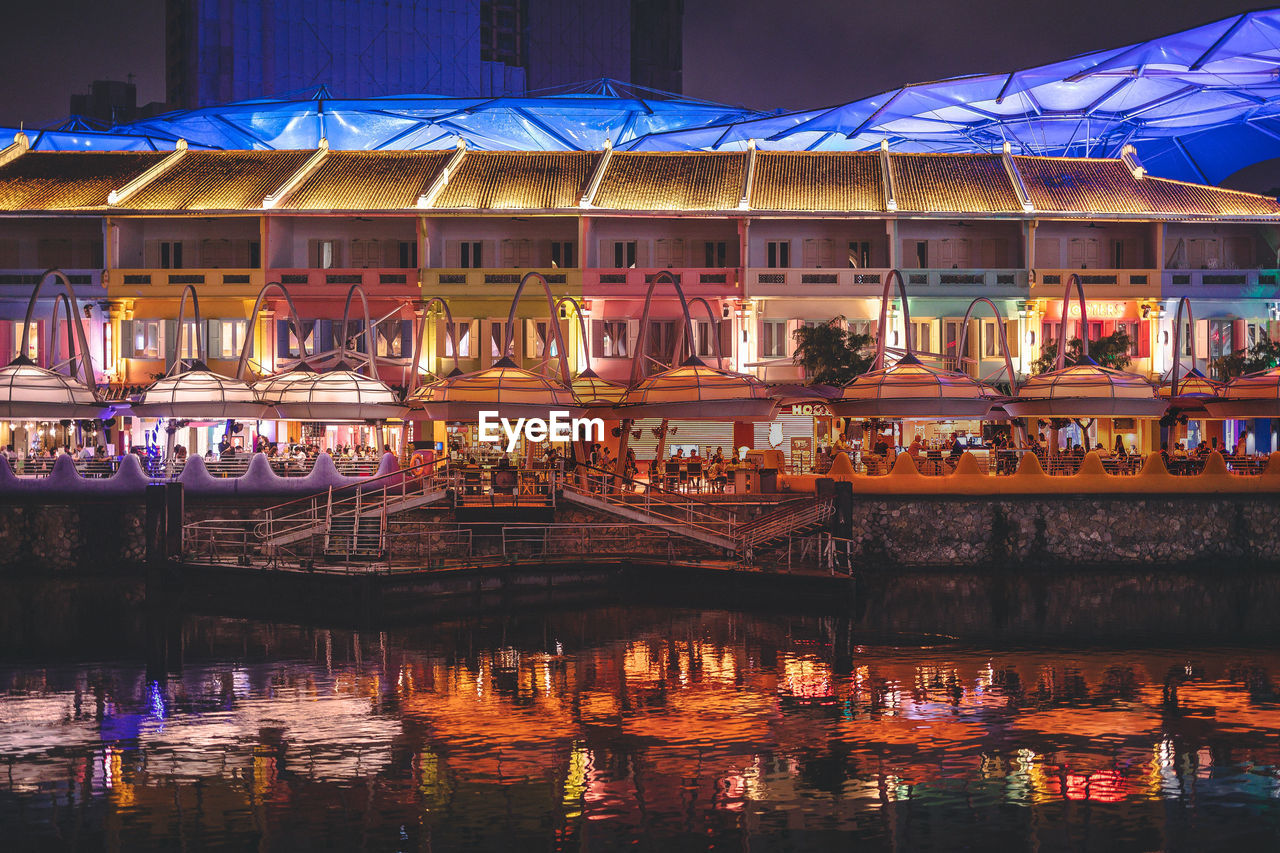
xmin=269 ymin=362 xmax=406 ymax=422
xmin=830 ymin=354 xmax=998 ymax=419
xmin=0 ymin=356 xmax=111 ymax=420
xmin=1159 ymin=367 xmax=1223 ymax=414
xmin=1004 ymin=359 xmax=1165 ymax=418
xmin=571 ymin=368 xmax=627 ymax=407
xmin=129 ymin=362 xmax=269 ymax=420
xmin=1203 ymin=367 xmax=1280 ymax=419
xmin=252 ymin=362 xmax=323 ymax=404
xmin=614 ymin=356 xmax=776 ymax=421
xmin=408 ymin=356 xmax=579 ymax=421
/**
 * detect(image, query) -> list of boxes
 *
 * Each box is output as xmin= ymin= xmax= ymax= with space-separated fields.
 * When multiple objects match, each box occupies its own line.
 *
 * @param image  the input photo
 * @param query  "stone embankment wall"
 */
xmin=4 ymin=490 xmax=1280 ymax=574
xmin=831 ymin=494 xmax=1280 ymax=568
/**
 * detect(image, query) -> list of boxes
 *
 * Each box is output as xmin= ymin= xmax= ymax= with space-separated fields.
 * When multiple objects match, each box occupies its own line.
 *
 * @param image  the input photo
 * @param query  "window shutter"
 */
xmin=1232 ymin=318 xmax=1247 ymax=354
xmin=591 ymin=319 xmax=604 ymax=360
xmin=501 ymin=240 xmax=516 ymax=267
xmin=316 ymin=320 xmax=333 ymax=357
xmin=119 ymin=319 xmax=134 ymax=358
xmin=1136 ymin=320 xmax=1150 ymax=359
xmin=399 ymin=320 xmax=413 ymax=360
xmin=1194 ymin=319 xmax=1209 ymax=360
xmin=654 ymin=239 xmax=670 ymax=268
xmin=719 ymin=318 xmax=733 ymax=365
xmin=818 ymin=239 xmax=833 ymax=268
xmin=636 ymin=241 xmax=650 ymax=268
xmin=276 ymin=319 xmax=292 ymax=357
xmin=1004 ymin=320 xmax=1019 ymax=359
xmin=671 ymin=238 xmax=685 ymax=267
xmin=206 ymin=319 xmax=222 ymax=360
xmin=163 ymin=320 xmax=178 ymax=367
xmin=802 ymin=239 xmax=818 ymax=268
xmin=626 ymin=319 xmax=640 ymax=359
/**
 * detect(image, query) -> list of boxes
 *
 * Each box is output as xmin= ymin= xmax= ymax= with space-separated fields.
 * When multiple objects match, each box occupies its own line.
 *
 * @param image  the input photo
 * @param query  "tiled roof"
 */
xmin=0 ymin=152 xmax=166 ymax=210
xmin=122 ymin=150 xmax=311 ymax=210
xmin=1014 ymin=156 xmax=1280 ymax=216
xmin=1136 ymin=176 xmax=1280 ymax=217
xmin=431 ymin=152 xmax=599 ymax=209
xmin=283 ymin=151 xmax=452 ymax=210
xmin=593 ymin=152 xmax=746 ymax=210
xmin=750 ymin=152 xmax=883 ymax=211
xmin=890 ymin=153 xmax=1022 ymax=213
xmin=1014 ymin=156 xmax=1147 ymax=214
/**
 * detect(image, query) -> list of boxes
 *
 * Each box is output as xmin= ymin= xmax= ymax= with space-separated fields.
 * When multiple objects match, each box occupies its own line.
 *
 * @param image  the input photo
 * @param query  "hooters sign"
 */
xmin=789 ymin=403 xmax=831 ymax=416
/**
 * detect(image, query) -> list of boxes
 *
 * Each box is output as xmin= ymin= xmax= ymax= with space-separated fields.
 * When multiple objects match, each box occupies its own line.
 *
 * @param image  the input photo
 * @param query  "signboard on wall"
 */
xmin=788 ymin=403 xmax=831 ymax=416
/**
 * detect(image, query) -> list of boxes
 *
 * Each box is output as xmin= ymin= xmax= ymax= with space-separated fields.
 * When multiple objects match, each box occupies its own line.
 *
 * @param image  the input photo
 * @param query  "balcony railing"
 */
xmin=1032 ymin=269 xmax=1158 ymax=294
xmin=0 ymin=268 xmax=102 ymax=293
xmin=273 ymin=267 xmax=419 ymax=290
xmin=583 ymin=267 xmax=739 ymax=293
xmin=431 ymin=267 xmax=580 ymax=288
xmin=749 ymin=268 xmax=1025 ymax=295
xmin=1161 ymin=269 xmax=1280 ymax=296
xmin=109 ymin=268 xmax=264 ymax=293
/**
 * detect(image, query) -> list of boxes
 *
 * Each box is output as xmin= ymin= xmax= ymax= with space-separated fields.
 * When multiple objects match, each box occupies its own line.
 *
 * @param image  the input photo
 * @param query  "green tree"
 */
xmin=1210 ymin=330 xmax=1280 ymax=380
xmin=1030 ymin=330 xmax=1132 ymax=375
xmin=791 ymin=317 xmax=876 ymax=385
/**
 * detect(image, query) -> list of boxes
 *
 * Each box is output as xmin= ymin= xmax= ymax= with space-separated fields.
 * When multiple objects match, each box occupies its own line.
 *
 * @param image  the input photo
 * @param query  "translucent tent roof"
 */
xmin=408 ymin=356 xmax=579 ymax=421
xmin=1205 ymin=367 xmax=1280 ymax=418
xmin=14 ymin=12 xmax=1280 ymax=182
xmin=268 ymin=362 xmax=406 ymax=422
xmin=1005 ymin=360 xmax=1166 ymax=418
xmin=9 ymin=81 xmax=769 ymax=154
xmin=624 ymin=9 xmax=1280 ymax=184
xmin=0 ymin=356 xmax=109 ymax=420
xmin=129 ymin=363 xmax=269 ymax=420
xmin=615 ymin=357 xmax=776 ymax=421
xmin=831 ymin=354 xmax=998 ymax=419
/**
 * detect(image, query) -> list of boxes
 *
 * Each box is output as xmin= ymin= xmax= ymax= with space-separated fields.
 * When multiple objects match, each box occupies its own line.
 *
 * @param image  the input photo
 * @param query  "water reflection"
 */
xmin=3 ymin=609 xmax=1280 ymax=850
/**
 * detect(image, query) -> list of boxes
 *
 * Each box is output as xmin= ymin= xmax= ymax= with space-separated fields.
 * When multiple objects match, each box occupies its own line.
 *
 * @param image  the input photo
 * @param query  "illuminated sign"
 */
xmin=1067 ymin=302 xmax=1129 ymax=318
xmin=789 ymin=404 xmax=831 ymax=416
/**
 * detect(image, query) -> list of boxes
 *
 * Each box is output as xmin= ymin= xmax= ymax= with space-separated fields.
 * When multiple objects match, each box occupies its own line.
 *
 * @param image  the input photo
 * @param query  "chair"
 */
xmin=686 ymin=461 xmax=703 ymax=492
xmin=492 ymin=468 xmax=517 ymax=502
xmin=663 ymin=461 xmax=681 ymax=490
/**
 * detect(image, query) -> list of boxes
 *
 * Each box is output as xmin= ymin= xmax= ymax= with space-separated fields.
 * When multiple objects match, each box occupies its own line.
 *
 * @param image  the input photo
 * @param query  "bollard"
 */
xmin=165 ymin=482 xmax=184 ymax=561
xmin=145 ymin=483 xmax=168 ymax=569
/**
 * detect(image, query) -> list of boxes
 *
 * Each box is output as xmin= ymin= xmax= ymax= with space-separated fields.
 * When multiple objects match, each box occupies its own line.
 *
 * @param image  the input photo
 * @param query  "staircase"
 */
xmin=256 ymin=462 xmax=452 ymax=554
xmin=560 ymin=466 xmax=738 ymax=550
xmin=734 ymin=498 xmax=834 ymax=550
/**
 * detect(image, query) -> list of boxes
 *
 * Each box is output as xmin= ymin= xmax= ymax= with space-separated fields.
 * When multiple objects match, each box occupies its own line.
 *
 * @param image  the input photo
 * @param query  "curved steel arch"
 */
xmin=408 ymin=296 xmax=462 ymax=394
xmin=339 ymin=284 xmax=381 ymax=378
xmin=872 ymin=269 xmax=913 ymax=371
xmin=500 ymin=271 xmax=573 ymax=386
xmin=1168 ymin=296 xmax=1199 ymax=394
xmin=627 ymin=270 xmax=701 ymax=386
xmin=234 ymin=282 xmax=311 ymax=380
xmin=684 ymin=296 xmax=726 ymax=370
xmin=1056 ymin=273 xmax=1091 ymax=370
xmin=170 ymin=284 xmax=205 ymax=372
xmin=19 ymin=269 xmax=96 ymax=386
xmin=955 ymin=297 xmax=1020 ymax=393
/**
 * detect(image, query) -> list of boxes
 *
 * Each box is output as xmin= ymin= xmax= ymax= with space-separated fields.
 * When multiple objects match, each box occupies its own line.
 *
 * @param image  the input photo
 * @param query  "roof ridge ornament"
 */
xmin=1001 ymin=141 xmax=1035 ymax=213
xmin=417 ymin=141 xmax=466 ymax=209
xmin=579 ymin=138 xmax=613 ymax=209
xmin=879 ymin=139 xmax=897 ymax=212
xmin=1120 ymin=144 xmax=1146 ymax=179
xmin=738 ymin=138 xmax=757 ymax=210
xmin=262 ymin=137 xmax=329 ymax=209
xmin=0 ymin=132 xmax=29 ymax=168
xmin=107 ymin=139 xmax=188 ymax=206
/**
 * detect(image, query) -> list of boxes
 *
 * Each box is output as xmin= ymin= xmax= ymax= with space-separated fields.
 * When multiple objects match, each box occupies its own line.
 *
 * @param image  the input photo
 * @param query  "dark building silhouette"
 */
xmin=165 ymin=0 xmax=683 ymax=109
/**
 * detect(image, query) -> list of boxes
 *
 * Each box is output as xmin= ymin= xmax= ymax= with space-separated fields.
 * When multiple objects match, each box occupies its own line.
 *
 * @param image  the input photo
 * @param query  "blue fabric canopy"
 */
xmin=9 ymin=12 xmax=1280 ymax=183
xmin=624 ymin=9 xmax=1280 ymax=184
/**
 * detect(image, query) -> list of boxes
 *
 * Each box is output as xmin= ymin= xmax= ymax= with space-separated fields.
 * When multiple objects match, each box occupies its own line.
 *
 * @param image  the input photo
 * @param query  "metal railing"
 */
xmin=500 ymin=523 xmax=683 ymax=562
xmin=567 ymin=464 xmax=738 ymax=541
xmin=737 ymin=499 xmax=834 ymax=550
xmin=848 ymin=449 xmax=1270 ymax=477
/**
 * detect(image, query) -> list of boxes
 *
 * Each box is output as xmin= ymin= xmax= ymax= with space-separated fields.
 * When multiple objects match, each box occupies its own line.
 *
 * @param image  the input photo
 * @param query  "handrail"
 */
xmin=258 ymin=454 xmax=443 ymax=517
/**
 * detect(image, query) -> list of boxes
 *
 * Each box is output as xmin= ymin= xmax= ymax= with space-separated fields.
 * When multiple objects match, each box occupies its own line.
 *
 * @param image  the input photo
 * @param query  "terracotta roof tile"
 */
xmin=1014 ymin=156 xmax=1147 ymax=214
xmin=432 ymin=151 xmax=598 ymax=209
xmin=593 ymin=152 xmax=746 ymax=210
xmin=283 ymin=151 xmax=452 ymax=210
xmin=890 ymin=153 xmax=1021 ymax=213
xmin=0 ymin=152 xmax=167 ymax=210
xmin=123 ymin=150 xmax=311 ymax=210
xmin=749 ymin=152 xmax=883 ymax=211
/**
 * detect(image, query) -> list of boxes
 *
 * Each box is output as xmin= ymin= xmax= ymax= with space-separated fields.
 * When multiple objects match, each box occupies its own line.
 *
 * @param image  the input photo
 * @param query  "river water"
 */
xmin=2 ymin=602 xmax=1279 ymax=851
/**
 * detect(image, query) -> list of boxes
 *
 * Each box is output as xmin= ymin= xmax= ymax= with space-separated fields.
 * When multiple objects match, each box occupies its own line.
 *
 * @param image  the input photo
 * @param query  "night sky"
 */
xmin=0 ymin=0 xmax=1265 ymax=125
